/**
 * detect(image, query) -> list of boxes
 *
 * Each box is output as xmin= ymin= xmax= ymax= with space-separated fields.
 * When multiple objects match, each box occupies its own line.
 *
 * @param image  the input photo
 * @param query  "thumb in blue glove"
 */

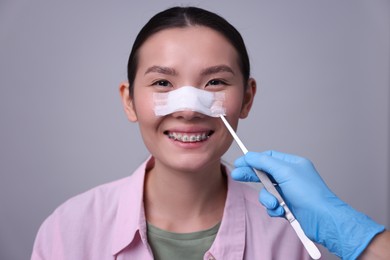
xmin=231 ymin=150 xmax=385 ymax=260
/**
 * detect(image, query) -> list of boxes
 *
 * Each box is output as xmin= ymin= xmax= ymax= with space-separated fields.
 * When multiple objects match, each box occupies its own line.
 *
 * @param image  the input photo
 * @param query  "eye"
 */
xmin=152 ymin=80 xmax=172 ymax=88
xmin=205 ymin=79 xmax=229 ymax=90
xmin=206 ymin=79 xmax=226 ymax=86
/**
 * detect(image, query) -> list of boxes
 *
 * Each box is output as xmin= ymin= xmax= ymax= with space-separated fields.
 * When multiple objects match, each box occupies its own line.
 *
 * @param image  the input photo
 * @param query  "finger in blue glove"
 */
xmin=259 ymin=188 xmax=285 ymax=217
xmin=232 ymin=150 xmax=385 ymax=260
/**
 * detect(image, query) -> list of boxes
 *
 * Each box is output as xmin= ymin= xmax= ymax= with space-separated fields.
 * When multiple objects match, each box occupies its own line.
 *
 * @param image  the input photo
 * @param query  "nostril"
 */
xmin=171 ymin=110 xmax=205 ymax=119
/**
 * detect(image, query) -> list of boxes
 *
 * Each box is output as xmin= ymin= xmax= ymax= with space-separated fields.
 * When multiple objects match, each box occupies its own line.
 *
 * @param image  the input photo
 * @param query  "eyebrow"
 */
xmin=200 ymin=65 xmax=235 ymax=76
xmin=144 ymin=65 xmax=235 ymax=77
xmin=144 ymin=66 xmax=177 ymax=76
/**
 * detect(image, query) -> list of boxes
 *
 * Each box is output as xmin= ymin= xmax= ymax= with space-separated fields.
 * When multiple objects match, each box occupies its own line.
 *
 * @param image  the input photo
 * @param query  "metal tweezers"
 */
xmin=220 ymin=115 xmax=321 ymax=259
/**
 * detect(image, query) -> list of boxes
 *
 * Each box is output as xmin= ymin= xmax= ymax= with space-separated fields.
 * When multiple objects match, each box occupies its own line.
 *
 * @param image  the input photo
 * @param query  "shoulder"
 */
xmin=36 ymin=175 xmax=133 ymax=239
xmin=35 ymin=158 xmax=149 ymax=236
xmin=31 ymin=159 xmax=150 ymax=259
xmin=31 ymin=176 xmax=134 ymax=259
xmin=54 ymin=176 xmax=131 ymax=220
xmin=31 ymin=171 xmax=147 ymax=259
xmin=47 ymin=158 xmax=149 ymax=224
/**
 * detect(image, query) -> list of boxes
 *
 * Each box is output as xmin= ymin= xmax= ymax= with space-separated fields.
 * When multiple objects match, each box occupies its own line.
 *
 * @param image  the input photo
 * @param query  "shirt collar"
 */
xmin=206 ymin=166 xmax=246 ymax=259
xmin=110 ymin=158 xmax=246 ymax=258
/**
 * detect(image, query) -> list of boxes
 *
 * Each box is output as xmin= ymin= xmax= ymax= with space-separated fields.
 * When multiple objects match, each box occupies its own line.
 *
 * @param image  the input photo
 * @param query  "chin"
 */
xmin=162 ymin=153 xmax=222 ymax=173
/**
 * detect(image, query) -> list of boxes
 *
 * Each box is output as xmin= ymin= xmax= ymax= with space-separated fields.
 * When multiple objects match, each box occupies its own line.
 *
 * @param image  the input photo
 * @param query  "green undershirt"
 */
xmin=147 ymin=222 xmax=220 ymax=260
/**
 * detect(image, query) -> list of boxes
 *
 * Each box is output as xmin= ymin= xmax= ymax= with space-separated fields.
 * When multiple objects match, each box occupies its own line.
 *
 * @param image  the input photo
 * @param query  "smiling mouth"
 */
xmin=163 ymin=131 xmax=214 ymax=143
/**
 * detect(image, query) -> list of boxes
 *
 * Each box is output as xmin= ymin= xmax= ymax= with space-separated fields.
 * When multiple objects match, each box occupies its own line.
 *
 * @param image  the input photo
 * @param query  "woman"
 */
xmin=31 ymin=6 xmax=309 ymax=259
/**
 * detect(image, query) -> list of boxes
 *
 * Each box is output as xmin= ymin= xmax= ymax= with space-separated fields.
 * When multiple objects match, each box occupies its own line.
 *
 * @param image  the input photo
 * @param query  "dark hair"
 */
xmin=127 ymin=6 xmax=250 ymax=97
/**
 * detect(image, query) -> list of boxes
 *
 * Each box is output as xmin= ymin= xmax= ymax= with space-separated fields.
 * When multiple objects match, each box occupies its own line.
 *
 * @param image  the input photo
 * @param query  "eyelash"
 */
xmin=151 ymin=79 xmax=228 ymax=89
xmin=152 ymin=80 xmax=172 ymax=88
xmin=206 ymin=79 xmax=227 ymax=86
xmin=205 ymin=79 xmax=228 ymax=88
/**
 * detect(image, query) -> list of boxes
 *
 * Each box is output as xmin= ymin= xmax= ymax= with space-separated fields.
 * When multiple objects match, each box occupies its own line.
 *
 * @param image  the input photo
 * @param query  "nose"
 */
xmin=171 ymin=109 xmax=206 ymax=120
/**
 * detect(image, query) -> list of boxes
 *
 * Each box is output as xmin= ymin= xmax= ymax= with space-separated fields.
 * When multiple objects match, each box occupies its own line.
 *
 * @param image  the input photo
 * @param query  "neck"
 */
xmin=144 ymin=158 xmax=227 ymax=233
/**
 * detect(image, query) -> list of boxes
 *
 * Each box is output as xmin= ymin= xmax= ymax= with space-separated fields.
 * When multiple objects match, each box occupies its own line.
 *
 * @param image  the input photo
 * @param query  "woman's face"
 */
xmin=120 ymin=26 xmax=256 ymax=172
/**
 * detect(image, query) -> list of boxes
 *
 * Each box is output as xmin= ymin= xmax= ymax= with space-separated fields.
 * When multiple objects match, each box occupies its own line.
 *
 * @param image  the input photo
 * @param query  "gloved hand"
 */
xmin=231 ymin=150 xmax=385 ymax=260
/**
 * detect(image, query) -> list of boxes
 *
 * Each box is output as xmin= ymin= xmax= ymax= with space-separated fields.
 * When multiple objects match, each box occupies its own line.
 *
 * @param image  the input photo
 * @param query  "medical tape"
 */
xmin=153 ymin=86 xmax=226 ymax=117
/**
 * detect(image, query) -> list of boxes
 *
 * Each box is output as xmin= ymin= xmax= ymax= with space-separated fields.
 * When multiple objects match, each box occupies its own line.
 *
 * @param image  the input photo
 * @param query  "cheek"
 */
xmin=133 ymin=91 xmax=156 ymax=119
xmin=223 ymin=91 xmax=244 ymax=118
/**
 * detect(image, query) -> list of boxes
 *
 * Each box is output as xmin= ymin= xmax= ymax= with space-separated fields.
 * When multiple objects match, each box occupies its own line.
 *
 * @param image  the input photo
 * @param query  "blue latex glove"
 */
xmin=231 ymin=150 xmax=385 ymax=260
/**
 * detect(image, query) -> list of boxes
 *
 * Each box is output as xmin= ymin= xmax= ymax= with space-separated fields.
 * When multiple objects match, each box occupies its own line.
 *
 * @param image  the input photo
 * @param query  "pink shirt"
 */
xmin=31 ymin=158 xmax=310 ymax=260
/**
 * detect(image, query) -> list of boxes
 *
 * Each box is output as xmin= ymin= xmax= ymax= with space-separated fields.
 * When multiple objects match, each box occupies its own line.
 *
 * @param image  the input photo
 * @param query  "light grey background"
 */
xmin=0 ymin=0 xmax=389 ymax=259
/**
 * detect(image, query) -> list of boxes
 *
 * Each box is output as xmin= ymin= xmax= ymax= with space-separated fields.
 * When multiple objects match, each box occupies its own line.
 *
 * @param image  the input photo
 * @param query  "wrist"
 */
xmin=358 ymin=230 xmax=390 ymax=260
xmin=317 ymin=201 xmax=385 ymax=259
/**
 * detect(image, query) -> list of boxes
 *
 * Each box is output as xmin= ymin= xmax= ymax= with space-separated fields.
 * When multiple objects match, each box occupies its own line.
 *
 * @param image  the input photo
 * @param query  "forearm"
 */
xmin=359 ymin=230 xmax=390 ymax=260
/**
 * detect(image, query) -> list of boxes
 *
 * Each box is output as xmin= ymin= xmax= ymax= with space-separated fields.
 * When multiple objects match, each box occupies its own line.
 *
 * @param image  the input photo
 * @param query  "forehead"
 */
xmin=136 ymin=26 xmax=240 ymax=73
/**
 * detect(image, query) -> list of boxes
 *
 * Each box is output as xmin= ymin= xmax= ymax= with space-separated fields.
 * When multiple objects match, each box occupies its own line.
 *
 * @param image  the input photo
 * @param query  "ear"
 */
xmin=239 ymin=78 xmax=257 ymax=119
xmin=119 ymin=82 xmax=138 ymax=122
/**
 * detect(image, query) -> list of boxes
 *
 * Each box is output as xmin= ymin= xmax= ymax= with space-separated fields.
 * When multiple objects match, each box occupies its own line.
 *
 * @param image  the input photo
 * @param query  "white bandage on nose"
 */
xmin=153 ymin=86 xmax=226 ymax=117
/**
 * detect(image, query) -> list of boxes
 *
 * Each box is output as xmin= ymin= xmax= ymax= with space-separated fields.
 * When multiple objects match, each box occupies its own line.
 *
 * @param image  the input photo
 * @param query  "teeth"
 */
xmin=167 ymin=132 xmax=209 ymax=142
